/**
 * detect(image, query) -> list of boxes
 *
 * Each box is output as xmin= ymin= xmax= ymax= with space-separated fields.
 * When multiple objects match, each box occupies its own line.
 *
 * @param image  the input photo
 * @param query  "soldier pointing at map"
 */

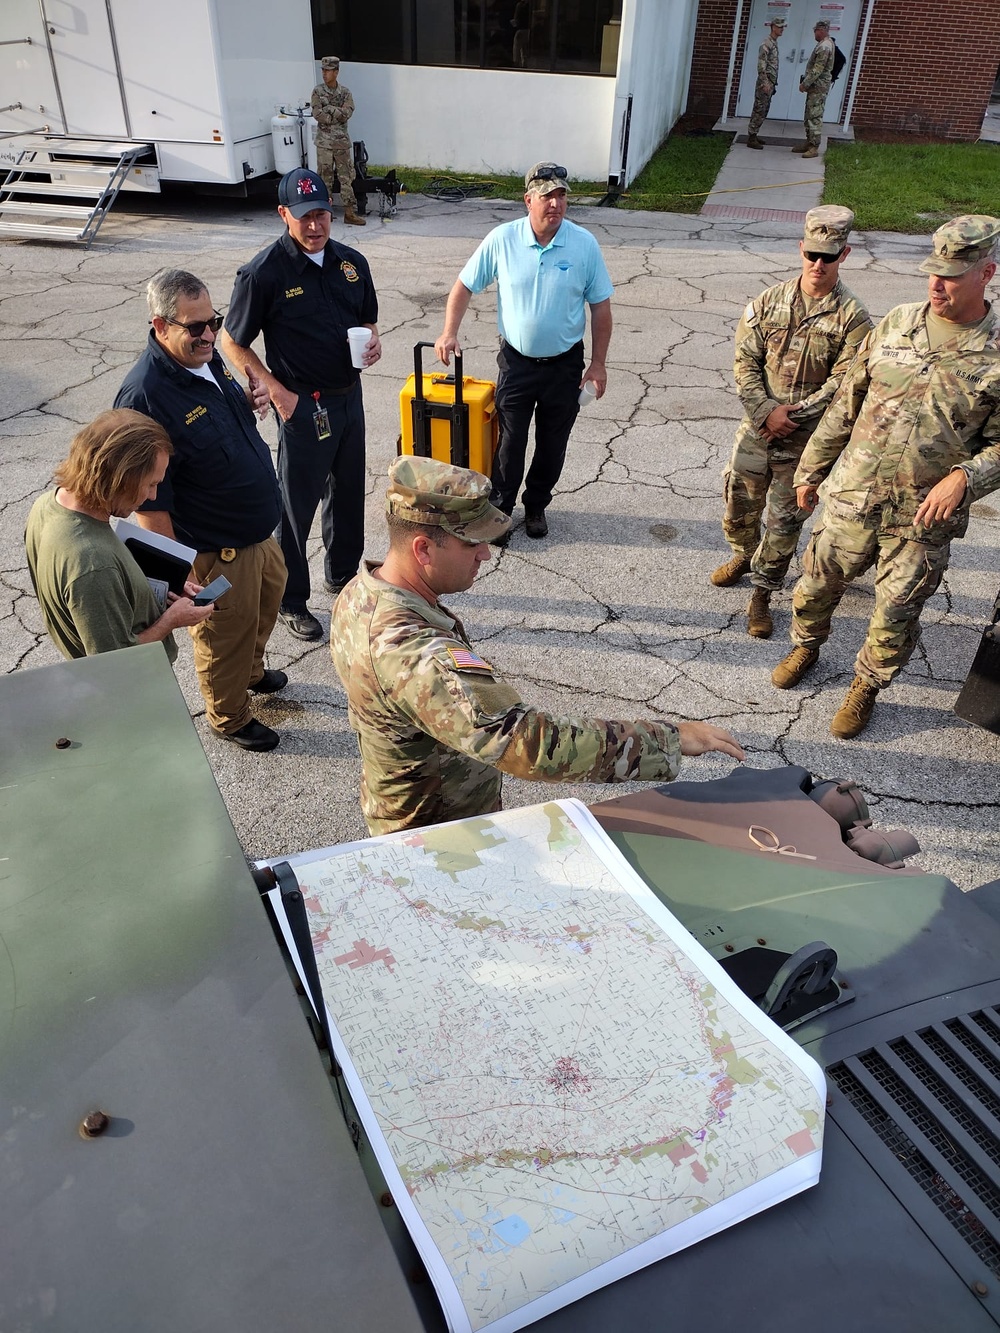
xmin=330 ymin=456 xmax=743 ymax=834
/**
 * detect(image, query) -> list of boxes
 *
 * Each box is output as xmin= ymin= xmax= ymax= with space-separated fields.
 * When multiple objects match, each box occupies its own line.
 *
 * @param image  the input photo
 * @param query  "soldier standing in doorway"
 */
xmin=312 ymin=56 xmax=365 ymax=227
xmin=795 ymin=20 xmax=835 ymax=160
xmin=747 ymin=15 xmax=786 ymax=149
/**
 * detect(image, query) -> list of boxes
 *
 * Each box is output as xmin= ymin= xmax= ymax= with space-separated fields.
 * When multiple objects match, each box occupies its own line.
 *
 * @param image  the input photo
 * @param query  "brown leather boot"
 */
xmin=830 ymin=676 xmax=878 ymax=738
xmin=771 ymin=645 xmax=819 ymax=689
xmin=747 ymin=588 xmax=773 ymax=638
xmin=710 ymin=554 xmax=751 ymax=587
xmin=343 ymin=208 xmax=367 ymax=226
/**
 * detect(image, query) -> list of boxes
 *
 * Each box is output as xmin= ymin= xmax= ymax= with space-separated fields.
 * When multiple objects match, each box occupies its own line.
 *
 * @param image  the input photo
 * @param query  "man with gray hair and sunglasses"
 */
xmin=114 ymin=268 xmax=288 ymax=753
xmin=435 ymin=161 xmax=613 ymax=542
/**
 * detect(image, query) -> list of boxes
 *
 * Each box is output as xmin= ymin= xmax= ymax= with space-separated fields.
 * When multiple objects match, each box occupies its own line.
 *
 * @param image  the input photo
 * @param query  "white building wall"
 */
xmin=613 ymin=0 xmax=700 ymax=185
xmin=338 ymin=64 xmax=618 ymax=182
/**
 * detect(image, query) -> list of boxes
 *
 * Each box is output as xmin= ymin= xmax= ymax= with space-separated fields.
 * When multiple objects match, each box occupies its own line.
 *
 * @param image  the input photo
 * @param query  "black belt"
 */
xmin=288 ymin=381 xmax=356 ymax=396
xmin=501 ymin=339 xmax=583 ymax=364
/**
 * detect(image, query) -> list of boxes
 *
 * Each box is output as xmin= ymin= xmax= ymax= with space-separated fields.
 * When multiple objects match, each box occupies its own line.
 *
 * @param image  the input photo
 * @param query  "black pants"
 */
xmin=276 ymin=384 xmax=365 ymax=610
xmin=491 ymin=340 xmax=584 ymax=515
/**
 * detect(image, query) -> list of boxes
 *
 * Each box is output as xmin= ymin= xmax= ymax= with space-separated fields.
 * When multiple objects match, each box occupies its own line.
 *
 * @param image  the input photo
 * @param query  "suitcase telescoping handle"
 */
xmin=410 ymin=340 xmax=469 ymax=468
xmin=413 ymin=340 xmax=463 ymax=404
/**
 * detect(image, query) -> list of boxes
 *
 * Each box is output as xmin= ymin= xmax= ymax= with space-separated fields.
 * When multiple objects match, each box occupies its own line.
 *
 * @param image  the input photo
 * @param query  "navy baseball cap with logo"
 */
xmin=278 ymin=168 xmax=333 ymax=218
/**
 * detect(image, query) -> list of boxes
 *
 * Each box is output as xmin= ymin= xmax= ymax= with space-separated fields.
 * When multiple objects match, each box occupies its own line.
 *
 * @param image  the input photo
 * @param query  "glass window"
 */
xmin=312 ymin=0 xmax=620 ymax=75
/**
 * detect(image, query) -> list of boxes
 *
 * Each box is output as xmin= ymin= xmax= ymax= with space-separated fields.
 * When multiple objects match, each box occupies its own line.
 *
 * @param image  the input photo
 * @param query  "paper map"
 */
xmin=280 ymin=799 xmax=825 ymax=1333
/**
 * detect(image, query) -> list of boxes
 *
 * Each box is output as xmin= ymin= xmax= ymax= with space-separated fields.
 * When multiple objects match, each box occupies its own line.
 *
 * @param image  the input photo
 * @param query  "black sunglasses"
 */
xmin=529 ymin=165 xmax=568 ymax=184
xmin=803 ymin=248 xmax=845 ymax=263
xmin=163 ymin=312 xmax=225 ymax=337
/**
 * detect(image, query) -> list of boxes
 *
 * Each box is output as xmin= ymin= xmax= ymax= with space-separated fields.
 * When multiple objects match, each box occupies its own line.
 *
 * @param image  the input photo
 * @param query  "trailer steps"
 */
xmin=0 ymin=137 xmax=158 ymax=245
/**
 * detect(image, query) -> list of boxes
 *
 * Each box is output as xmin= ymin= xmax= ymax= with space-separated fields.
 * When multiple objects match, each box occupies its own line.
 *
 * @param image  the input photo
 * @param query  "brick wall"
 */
xmin=851 ymin=0 xmax=1000 ymax=139
xmin=687 ymin=0 xmax=739 ymax=119
xmin=687 ymin=0 xmax=1000 ymax=141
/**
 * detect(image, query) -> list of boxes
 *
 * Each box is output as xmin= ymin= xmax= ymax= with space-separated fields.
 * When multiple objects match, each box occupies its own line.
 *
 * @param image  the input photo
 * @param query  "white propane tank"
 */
xmin=271 ymin=107 xmax=319 ymax=175
xmin=301 ymin=110 xmax=319 ymax=174
xmin=271 ymin=109 xmax=302 ymax=174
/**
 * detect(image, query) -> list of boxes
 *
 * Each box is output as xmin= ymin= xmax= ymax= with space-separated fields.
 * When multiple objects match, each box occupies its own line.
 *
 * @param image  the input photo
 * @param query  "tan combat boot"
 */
xmin=710 ymin=554 xmax=751 ymax=587
xmin=830 ymin=676 xmax=879 ymax=738
xmin=791 ymin=143 xmax=809 ymax=153
xmin=802 ymin=145 xmax=819 ymax=159
xmin=747 ymin=588 xmax=773 ymax=638
xmin=344 ymin=208 xmax=367 ymax=226
xmin=771 ymin=645 xmax=819 ymax=689
xmin=746 ymin=135 xmax=764 ymax=150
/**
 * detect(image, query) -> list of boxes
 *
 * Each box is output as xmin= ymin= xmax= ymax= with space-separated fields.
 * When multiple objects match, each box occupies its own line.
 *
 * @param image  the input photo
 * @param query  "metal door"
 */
xmin=41 ymin=0 xmax=128 ymax=136
xmin=736 ymin=0 xmax=862 ymax=124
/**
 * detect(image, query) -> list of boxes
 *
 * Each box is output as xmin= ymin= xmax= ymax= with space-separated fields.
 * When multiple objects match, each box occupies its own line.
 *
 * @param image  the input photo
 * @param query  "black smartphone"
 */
xmin=193 ymin=575 xmax=232 ymax=606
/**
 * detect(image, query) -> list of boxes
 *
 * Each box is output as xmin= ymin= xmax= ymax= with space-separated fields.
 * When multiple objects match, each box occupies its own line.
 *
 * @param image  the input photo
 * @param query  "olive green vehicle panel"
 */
xmin=0 ymin=645 xmax=422 ymax=1333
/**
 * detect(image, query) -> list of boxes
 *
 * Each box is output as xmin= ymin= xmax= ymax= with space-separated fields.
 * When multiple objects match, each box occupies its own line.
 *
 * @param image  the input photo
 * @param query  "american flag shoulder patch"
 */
xmin=446 ymin=646 xmax=494 ymax=673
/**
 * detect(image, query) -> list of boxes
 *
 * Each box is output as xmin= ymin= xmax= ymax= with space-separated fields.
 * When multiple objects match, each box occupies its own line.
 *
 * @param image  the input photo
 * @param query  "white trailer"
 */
xmin=0 ymin=0 xmax=316 ymax=242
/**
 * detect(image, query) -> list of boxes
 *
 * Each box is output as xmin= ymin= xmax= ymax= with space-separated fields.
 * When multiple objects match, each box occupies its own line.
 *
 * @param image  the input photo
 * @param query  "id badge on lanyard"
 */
xmin=312 ymin=391 xmax=331 ymax=440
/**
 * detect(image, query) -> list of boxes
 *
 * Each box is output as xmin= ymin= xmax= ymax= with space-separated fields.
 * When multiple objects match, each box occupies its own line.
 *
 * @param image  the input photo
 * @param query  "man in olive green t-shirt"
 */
xmin=24 ymin=408 xmax=213 ymax=660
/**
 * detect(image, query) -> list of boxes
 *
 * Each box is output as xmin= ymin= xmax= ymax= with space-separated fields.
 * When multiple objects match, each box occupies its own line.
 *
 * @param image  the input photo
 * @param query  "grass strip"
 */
xmin=371 ymin=130 xmax=733 ymax=213
xmin=616 ymin=131 xmax=734 ymax=212
xmin=824 ymin=140 xmax=1000 ymax=233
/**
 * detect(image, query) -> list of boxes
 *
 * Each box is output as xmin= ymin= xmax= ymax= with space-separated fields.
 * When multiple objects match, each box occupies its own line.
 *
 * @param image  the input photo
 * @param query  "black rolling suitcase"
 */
xmin=954 ymin=588 xmax=1000 ymax=732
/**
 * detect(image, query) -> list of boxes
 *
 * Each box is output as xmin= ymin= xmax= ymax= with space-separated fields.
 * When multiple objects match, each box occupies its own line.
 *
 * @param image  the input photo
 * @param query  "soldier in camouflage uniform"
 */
xmin=712 ymin=206 xmax=871 ymax=640
xmin=311 ymin=56 xmax=364 ymax=227
xmin=772 ymin=216 xmax=1000 ymax=739
xmin=746 ymin=16 xmax=785 ymax=149
xmin=794 ymin=20 xmax=835 ymax=159
xmin=331 ymin=456 xmax=744 ymax=835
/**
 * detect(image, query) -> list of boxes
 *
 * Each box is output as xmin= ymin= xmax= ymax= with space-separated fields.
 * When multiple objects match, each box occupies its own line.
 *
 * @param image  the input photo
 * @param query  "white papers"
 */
xmin=264 ymin=799 xmax=825 ymax=1333
xmin=114 ymin=517 xmax=197 ymax=568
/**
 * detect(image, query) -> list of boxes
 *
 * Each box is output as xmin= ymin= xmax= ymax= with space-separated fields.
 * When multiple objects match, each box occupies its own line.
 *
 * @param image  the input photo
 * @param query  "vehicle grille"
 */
xmin=828 ymin=1006 xmax=1000 ymax=1276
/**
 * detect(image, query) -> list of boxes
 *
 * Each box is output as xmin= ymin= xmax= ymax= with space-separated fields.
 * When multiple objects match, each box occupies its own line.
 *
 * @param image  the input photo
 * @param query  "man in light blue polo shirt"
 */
xmin=434 ymin=161 xmax=613 ymax=540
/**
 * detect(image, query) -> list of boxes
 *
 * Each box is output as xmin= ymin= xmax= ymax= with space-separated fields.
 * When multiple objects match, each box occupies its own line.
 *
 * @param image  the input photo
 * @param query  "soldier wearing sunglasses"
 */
xmin=115 ymin=268 xmax=288 ymax=753
xmin=711 ymin=206 xmax=871 ymax=642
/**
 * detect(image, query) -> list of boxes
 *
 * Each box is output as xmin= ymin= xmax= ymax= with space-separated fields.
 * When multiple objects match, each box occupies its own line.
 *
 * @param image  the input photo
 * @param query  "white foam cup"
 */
xmin=348 ymin=326 xmax=371 ymax=369
xmin=578 ymin=380 xmax=598 ymax=407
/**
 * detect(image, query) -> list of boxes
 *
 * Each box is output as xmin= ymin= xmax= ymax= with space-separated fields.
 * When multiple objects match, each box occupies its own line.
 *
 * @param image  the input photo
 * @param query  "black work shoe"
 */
xmin=524 ymin=510 xmax=548 ymax=539
xmin=323 ymin=577 xmax=353 ymax=597
xmin=278 ymin=607 xmax=323 ymax=641
xmin=216 ymin=719 xmax=280 ymax=751
xmin=249 ymin=668 xmax=288 ymax=694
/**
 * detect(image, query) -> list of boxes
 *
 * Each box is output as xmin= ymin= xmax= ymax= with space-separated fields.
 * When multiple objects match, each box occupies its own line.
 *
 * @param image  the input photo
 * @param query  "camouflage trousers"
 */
xmin=803 ymin=87 xmax=829 ymax=146
xmin=316 ymin=133 xmax=357 ymax=211
xmin=721 ymin=432 xmax=808 ymax=590
xmin=747 ymin=85 xmax=773 ymax=137
xmin=789 ymin=516 xmax=951 ymax=688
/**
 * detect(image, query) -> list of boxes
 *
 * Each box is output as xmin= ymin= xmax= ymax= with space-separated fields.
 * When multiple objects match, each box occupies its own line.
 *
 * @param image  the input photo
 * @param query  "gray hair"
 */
xmin=146 ymin=268 xmax=209 ymax=321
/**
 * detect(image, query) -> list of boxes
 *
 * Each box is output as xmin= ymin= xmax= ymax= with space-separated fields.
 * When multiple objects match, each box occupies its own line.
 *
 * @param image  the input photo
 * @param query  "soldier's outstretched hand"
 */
xmin=676 ymin=722 xmax=745 ymax=761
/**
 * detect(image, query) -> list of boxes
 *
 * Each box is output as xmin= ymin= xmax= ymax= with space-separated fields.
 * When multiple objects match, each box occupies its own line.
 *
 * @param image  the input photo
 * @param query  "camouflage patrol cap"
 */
xmin=803 ymin=205 xmax=854 ymax=255
xmin=769 ymin=15 xmax=787 ymax=27
xmin=321 ymin=56 xmax=341 ymax=70
xmin=918 ymin=215 xmax=1000 ymax=276
xmin=524 ymin=162 xmax=573 ymax=197
xmin=386 ymin=456 xmax=512 ymax=545
xmin=813 ymin=18 xmax=830 ymax=29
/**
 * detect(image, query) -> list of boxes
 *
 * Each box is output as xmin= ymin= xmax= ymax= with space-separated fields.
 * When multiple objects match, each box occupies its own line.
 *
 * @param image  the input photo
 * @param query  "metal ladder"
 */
xmin=0 ymin=137 xmax=156 ymax=245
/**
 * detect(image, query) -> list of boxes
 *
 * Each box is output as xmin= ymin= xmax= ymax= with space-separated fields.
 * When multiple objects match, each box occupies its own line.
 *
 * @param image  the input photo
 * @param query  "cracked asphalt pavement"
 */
xmin=2 ymin=191 xmax=999 ymax=888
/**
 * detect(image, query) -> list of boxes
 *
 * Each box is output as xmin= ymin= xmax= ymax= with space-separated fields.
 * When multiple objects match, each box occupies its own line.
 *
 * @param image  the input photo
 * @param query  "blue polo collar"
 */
xmin=519 ymin=215 xmax=566 ymax=252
